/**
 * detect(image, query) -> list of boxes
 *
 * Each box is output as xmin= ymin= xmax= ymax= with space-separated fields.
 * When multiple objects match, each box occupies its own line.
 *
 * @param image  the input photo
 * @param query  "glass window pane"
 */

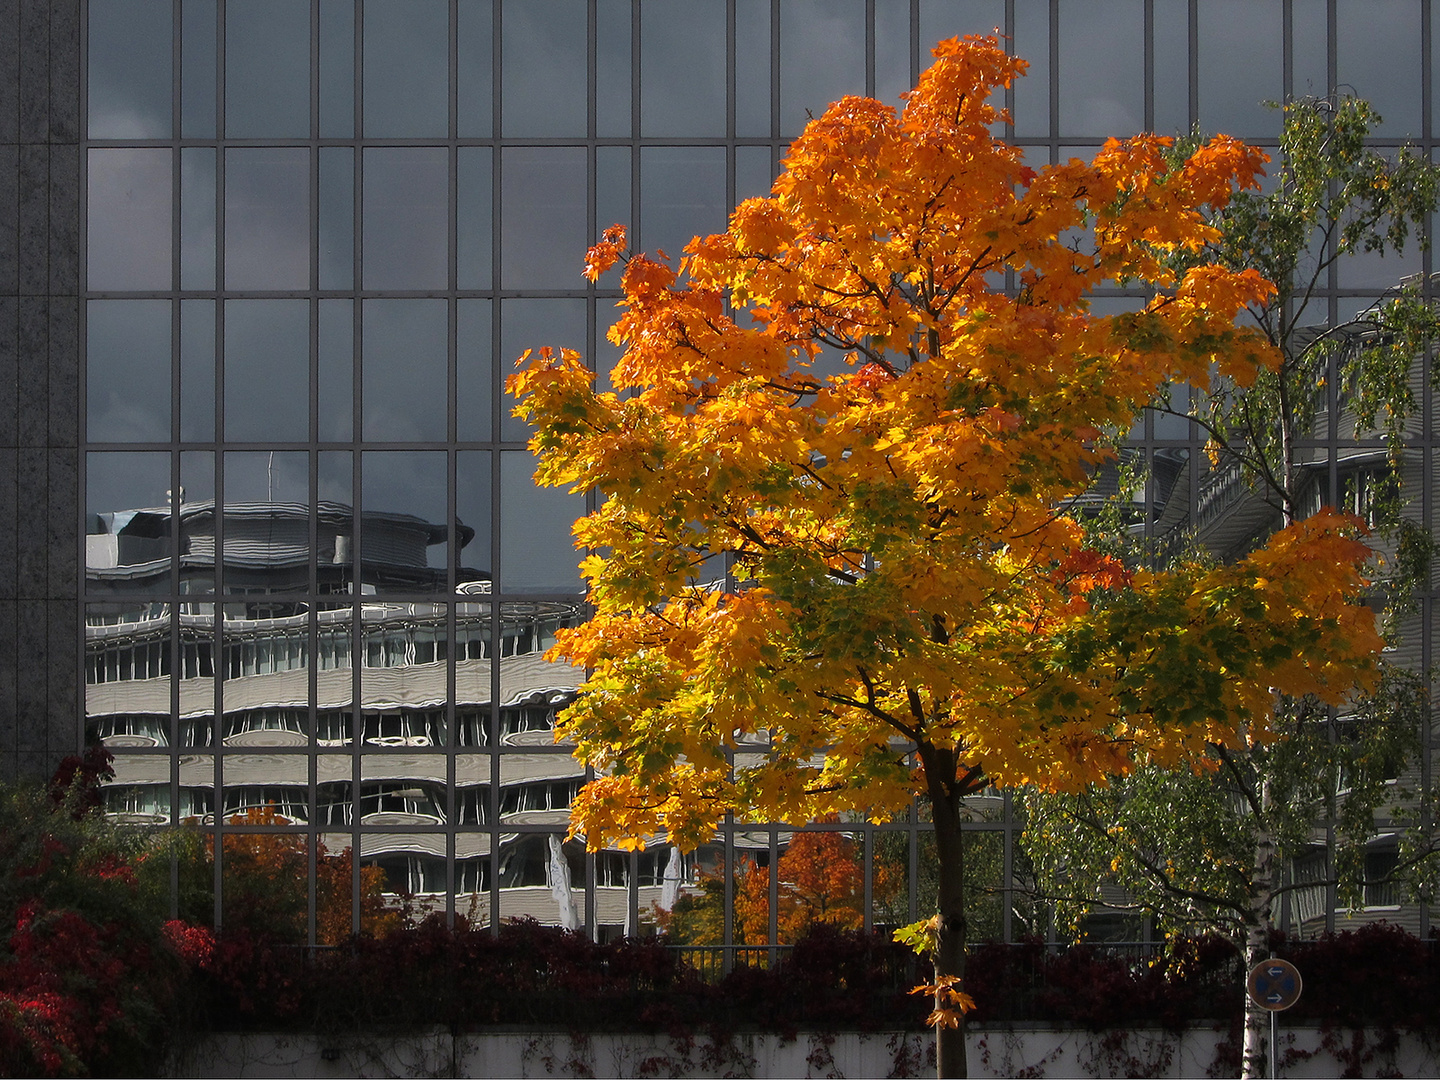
xmin=86 ymin=451 xmax=170 ymax=527
xmin=875 ymin=0 xmax=912 ymax=109
xmin=458 ymin=148 xmax=494 ymax=291
xmin=362 ymin=299 xmax=448 ymax=442
xmin=181 ymin=0 xmax=217 ymax=138
xmin=361 ymin=451 xmax=449 ymax=586
xmin=458 ymin=0 xmax=495 ymax=138
xmin=456 ymin=451 xmax=493 ymax=583
xmin=1197 ymin=0 xmax=1282 ymax=138
xmin=1151 ymin=383 xmax=1191 ymax=440
xmin=1012 ymin=0 xmax=1049 ymax=137
xmin=640 ymin=147 xmax=728 ymax=264
xmin=500 ymin=299 xmax=587 ymax=442
xmin=597 ymin=0 xmax=632 ymax=138
xmin=319 ymin=148 xmax=355 ymax=291
xmin=500 ymin=148 xmax=588 ymax=290
xmin=181 ymin=148 xmax=216 ymax=291
xmin=920 ymin=0 xmax=1006 ymax=47
xmin=780 ymin=0 xmax=865 ymax=139
xmin=1338 ymin=239 xmax=1423 ymax=290
xmin=1153 ymin=0 xmax=1189 ymax=136
xmin=224 ymin=300 xmax=310 ymax=443
xmin=362 ymin=148 xmax=449 ymax=291
xmin=226 ymin=0 xmax=311 ymax=138
xmin=735 ymin=0 xmax=771 ymax=138
xmin=222 ymin=452 xmax=310 ymax=572
xmin=88 ymin=300 xmax=171 ymax=443
xmin=320 ymin=0 xmax=356 ymax=138
xmin=457 ymin=300 xmax=493 ymax=441
xmin=642 ymin=4 xmax=726 ymax=138
xmin=500 ymin=0 xmax=588 ymax=137
xmin=224 ymin=452 xmax=306 ymax=506
xmin=596 ymin=148 xmax=631 ymax=250
xmin=1151 ymin=447 xmax=1191 ymax=529
xmin=88 ymin=0 xmax=172 ymax=138
xmin=85 ymin=452 xmax=174 ymax=593
xmin=500 ymin=452 xmax=583 ymax=593
xmin=319 ymin=300 xmax=354 ymax=442
xmin=181 ymin=449 xmax=217 ymax=506
xmin=315 ymin=454 xmax=353 ymax=600
xmin=88 ymin=149 xmax=172 ymax=292
xmin=1292 ymin=0 xmax=1328 ymax=101
xmin=180 ymin=300 xmax=215 ymax=443
xmin=1058 ymin=0 xmax=1144 ymax=137
xmin=318 ymin=450 xmax=354 ymax=521
xmin=225 ymin=148 xmax=310 ymax=291
xmin=495 ymin=833 xmax=585 ymax=922
xmin=86 ymin=605 xmax=175 ymax=747
xmin=363 ymin=0 xmax=450 ymax=137
xmin=1337 ymin=0 xmax=1421 ymax=138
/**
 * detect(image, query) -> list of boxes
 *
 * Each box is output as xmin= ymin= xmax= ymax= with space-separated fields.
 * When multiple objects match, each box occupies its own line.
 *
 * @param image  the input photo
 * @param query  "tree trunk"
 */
xmin=932 ymin=788 xmax=968 ymax=1079
xmin=1241 ymin=781 xmax=1277 ymax=1080
xmin=1241 ymin=917 xmax=1271 ymax=1079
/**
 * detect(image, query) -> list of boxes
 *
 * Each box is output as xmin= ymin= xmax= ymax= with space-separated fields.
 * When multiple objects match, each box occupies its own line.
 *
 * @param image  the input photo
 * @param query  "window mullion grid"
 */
xmin=211 ymin=0 xmax=229 ymax=934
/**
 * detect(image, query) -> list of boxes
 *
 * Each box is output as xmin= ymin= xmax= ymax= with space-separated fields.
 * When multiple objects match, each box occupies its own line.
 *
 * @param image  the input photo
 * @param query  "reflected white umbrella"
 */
xmin=547 ymin=834 xmax=579 ymax=930
xmin=659 ymin=846 xmax=683 ymax=912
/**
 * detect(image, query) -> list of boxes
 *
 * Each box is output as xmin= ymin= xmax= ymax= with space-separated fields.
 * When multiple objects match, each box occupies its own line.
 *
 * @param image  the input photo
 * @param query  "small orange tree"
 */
xmin=511 ymin=37 xmax=1382 ymax=1078
xmin=659 ymin=828 xmax=869 ymax=946
xmin=216 ymin=808 xmax=396 ymax=945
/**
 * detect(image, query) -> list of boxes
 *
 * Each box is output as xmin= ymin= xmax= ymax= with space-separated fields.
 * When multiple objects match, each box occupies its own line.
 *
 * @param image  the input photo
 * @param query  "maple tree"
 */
xmin=1023 ymin=94 xmax=1440 ymax=1079
xmin=510 ymin=37 xmax=1385 ymax=1078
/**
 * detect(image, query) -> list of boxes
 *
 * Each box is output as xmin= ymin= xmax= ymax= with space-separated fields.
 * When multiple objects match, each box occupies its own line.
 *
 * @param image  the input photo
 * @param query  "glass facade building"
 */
xmin=0 ymin=0 xmax=1433 ymax=943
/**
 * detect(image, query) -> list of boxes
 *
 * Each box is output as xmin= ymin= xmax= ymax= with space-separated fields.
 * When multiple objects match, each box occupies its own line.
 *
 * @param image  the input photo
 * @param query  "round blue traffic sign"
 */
xmin=1247 ymin=958 xmax=1303 ymax=1011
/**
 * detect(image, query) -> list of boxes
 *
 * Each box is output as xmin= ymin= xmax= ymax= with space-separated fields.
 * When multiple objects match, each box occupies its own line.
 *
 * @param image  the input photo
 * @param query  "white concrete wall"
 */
xmin=170 ymin=1026 xmax=1440 ymax=1078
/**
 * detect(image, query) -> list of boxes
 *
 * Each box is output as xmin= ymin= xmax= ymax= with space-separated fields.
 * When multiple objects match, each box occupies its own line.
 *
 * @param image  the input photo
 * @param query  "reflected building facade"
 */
xmin=0 ymin=0 xmax=1427 ymax=942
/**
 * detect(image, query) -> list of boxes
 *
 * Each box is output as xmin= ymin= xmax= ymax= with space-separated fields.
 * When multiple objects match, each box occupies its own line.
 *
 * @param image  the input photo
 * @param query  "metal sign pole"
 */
xmin=1270 ymin=1008 xmax=1277 ymax=1080
xmin=1247 ymin=958 xmax=1302 ymax=1080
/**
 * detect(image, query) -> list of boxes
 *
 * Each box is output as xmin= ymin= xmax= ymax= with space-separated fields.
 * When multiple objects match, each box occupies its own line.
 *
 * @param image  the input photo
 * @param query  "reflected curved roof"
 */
xmin=93 ymin=500 xmax=474 ymax=550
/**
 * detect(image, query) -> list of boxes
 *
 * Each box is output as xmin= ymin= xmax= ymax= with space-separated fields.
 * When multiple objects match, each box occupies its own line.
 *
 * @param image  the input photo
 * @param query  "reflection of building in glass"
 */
xmin=0 ymin=0 xmax=1416 ymax=946
xmin=87 ymin=498 xmax=697 ymax=929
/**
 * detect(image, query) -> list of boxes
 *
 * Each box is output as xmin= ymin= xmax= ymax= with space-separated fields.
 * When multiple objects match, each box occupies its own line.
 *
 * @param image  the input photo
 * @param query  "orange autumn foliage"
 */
xmin=659 ymin=829 xmax=880 ymax=946
xmin=511 ymin=38 xmax=1383 ymax=1071
xmin=511 ymin=35 xmax=1381 ymax=851
xmin=215 ymin=807 xmax=398 ymax=945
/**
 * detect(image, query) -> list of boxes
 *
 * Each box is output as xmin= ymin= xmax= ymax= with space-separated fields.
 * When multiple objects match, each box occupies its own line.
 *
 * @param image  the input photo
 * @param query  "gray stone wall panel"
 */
xmin=17 ymin=143 xmax=47 ymax=298
xmin=17 ymin=294 xmax=47 ymax=447
xmin=15 ymin=446 xmax=45 ymax=599
xmin=47 ymin=449 xmax=75 ymax=597
xmin=0 ymin=144 xmax=17 ymax=295
xmin=14 ymin=754 xmax=54 ymax=785
xmin=47 ymin=295 xmax=76 ymax=446
xmin=48 ymin=1 xmax=79 ymax=144
xmin=46 ymin=598 xmax=76 ymax=757
xmin=15 ymin=600 xmax=48 ymax=750
xmin=17 ymin=0 xmax=47 ymax=143
xmin=0 ymin=0 xmax=80 ymax=784
xmin=0 ymin=295 xmax=16 ymax=448
xmin=0 ymin=450 xmax=17 ymax=601
xmin=48 ymin=144 xmax=77 ymax=297
xmin=0 ymin=604 xmax=12 ymax=766
xmin=0 ymin=0 xmax=19 ymax=145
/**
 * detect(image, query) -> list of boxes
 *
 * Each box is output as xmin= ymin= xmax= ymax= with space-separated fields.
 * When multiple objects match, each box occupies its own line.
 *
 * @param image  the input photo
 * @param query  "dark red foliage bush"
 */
xmin=180 ymin=919 xmax=1440 ymax=1040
